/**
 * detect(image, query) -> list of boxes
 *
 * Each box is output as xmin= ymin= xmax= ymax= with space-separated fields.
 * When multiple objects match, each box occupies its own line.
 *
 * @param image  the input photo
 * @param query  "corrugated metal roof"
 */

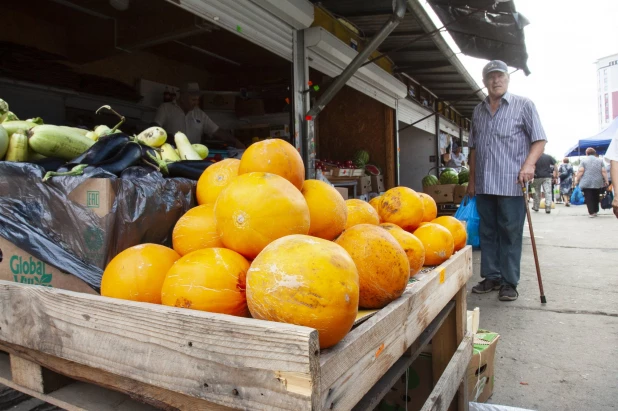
xmin=311 ymin=0 xmax=484 ymax=117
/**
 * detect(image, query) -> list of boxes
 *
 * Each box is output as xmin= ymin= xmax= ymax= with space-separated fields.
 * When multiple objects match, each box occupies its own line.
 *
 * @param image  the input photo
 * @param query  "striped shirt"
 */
xmin=578 ymin=155 xmax=605 ymax=189
xmin=469 ymin=92 xmax=547 ymax=196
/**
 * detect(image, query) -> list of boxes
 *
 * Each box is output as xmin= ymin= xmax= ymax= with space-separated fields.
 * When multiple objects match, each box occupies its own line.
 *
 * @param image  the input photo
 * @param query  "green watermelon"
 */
xmin=458 ymin=169 xmax=469 ymax=184
xmin=365 ymin=164 xmax=381 ymax=175
xmin=353 ymin=150 xmax=370 ymax=167
xmin=422 ymin=174 xmax=439 ymax=187
xmin=439 ymin=169 xmax=459 ymax=184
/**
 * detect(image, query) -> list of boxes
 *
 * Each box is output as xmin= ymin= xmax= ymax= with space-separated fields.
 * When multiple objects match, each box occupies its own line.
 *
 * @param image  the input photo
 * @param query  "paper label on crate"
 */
xmin=439 ymin=268 xmax=445 ymax=284
xmin=8 ymin=254 xmax=53 ymax=287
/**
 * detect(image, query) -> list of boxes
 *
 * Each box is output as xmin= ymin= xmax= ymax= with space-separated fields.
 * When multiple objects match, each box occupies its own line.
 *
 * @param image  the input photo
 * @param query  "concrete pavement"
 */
xmin=467 ymin=201 xmax=618 ymax=411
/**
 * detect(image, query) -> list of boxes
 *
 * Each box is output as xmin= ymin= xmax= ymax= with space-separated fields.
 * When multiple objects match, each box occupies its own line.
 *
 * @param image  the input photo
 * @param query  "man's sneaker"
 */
xmin=471 ymin=279 xmax=501 ymax=294
xmin=532 ymin=207 xmax=539 ymax=212
xmin=546 ymin=208 xmax=551 ymax=214
xmin=498 ymin=285 xmax=519 ymax=301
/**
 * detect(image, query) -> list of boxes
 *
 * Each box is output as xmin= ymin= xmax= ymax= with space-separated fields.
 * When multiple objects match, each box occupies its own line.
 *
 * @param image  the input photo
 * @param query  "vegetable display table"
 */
xmin=0 ymin=247 xmax=473 ymax=411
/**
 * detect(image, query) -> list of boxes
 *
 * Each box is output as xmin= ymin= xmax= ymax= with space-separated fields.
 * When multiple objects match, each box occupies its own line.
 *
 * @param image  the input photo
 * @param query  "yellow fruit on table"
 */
xmin=246 ymin=234 xmax=359 ymax=349
xmin=379 ymin=222 xmax=403 ymax=231
xmin=161 ymin=248 xmax=250 ymax=317
xmin=196 ymin=158 xmax=240 ymax=205
xmin=379 ymin=186 xmax=425 ymax=232
xmin=418 ymin=193 xmax=438 ymax=222
xmin=431 ymin=216 xmax=467 ymax=252
xmin=101 ymin=244 xmax=180 ymax=304
xmin=239 ymin=138 xmax=305 ymax=190
xmin=214 ymin=172 xmax=310 ymax=259
xmin=344 ymin=199 xmax=380 ymax=229
xmin=380 ymin=227 xmax=425 ymax=276
xmin=335 ymin=224 xmax=410 ymax=309
xmin=369 ymin=196 xmax=383 ymax=219
xmin=413 ymin=223 xmax=454 ymax=266
xmin=172 ymin=204 xmax=223 ymax=256
xmin=301 ymin=179 xmax=347 ymax=240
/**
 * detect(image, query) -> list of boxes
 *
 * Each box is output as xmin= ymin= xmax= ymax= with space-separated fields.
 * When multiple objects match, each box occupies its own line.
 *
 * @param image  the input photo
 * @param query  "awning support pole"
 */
xmin=304 ymin=0 xmax=406 ymax=120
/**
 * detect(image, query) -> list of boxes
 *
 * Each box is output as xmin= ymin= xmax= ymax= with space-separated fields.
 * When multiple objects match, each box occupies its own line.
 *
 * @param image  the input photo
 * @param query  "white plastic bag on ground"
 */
xmin=470 ymin=403 xmax=536 ymax=411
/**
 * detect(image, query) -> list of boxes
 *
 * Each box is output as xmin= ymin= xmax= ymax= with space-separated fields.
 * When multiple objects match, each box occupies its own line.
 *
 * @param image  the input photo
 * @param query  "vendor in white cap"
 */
xmin=153 ymin=82 xmax=245 ymax=148
xmin=446 ymin=142 xmax=466 ymax=170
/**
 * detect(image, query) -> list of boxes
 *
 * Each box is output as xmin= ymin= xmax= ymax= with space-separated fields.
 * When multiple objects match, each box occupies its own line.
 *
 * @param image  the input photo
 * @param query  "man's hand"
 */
xmin=518 ymin=162 xmax=535 ymax=185
xmin=466 ymin=180 xmax=475 ymax=198
xmin=613 ymin=197 xmax=618 ymax=219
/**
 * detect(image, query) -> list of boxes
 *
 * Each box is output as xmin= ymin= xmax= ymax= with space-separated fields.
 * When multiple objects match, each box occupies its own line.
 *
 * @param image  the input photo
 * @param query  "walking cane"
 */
xmin=523 ymin=182 xmax=547 ymax=304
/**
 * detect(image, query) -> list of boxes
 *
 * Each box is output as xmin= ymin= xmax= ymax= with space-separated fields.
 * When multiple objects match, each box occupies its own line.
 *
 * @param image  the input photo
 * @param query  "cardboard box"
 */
xmin=326 ymin=167 xmax=354 ymax=177
xmin=453 ymin=185 xmax=468 ymax=204
xmin=371 ymin=175 xmax=385 ymax=193
xmin=467 ymin=331 xmax=500 ymax=403
xmin=335 ymin=187 xmax=349 ymax=200
xmin=0 ymin=237 xmax=97 ymax=294
xmin=423 ymin=184 xmax=457 ymax=204
xmin=377 ymin=350 xmax=433 ymax=411
xmin=235 ymin=98 xmax=265 ymax=117
xmin=357 ymin=193 xmax=369 ymax=202
xmin=202 ymin=92 xmax=235 ymax=111
xmin=358 ymin=176 xmax=372 ymax=195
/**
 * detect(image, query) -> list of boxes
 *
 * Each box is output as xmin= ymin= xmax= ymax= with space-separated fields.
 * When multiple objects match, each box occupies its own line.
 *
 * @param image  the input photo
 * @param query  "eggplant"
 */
xmin=32 ymin=157 xmax=66 ymax=172
xmin=67 ymin=133 xmax=131 ymax=166
xmin=120 ymin=165 xmax=156 ymax=179
xmin=85 ymin=142 xmax=143 ymax=175
xmin=166 ymin=160 xmax=213 ymax=180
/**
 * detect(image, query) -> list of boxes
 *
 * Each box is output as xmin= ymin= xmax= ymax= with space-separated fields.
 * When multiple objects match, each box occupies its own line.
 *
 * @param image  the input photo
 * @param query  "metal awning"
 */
xmin=310 ymin=0 xmax=485 ymax=117
xmin=427 ymin=0 xmax=530 ymax=75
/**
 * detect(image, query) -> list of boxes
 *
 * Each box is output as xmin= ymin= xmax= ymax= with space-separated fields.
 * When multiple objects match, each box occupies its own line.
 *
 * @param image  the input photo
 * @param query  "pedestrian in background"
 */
xmin=574 ymin=147 xmax=608 ymax=217
xmin=558 ymin=158 xmax=574 ymax=206
xmin=467 ymin=60 xmax=547 ymax=302
xmin=531 ymin=152 xmax=557 ymax=213
xmin=604 ymin=137 xmax=618 ymax=218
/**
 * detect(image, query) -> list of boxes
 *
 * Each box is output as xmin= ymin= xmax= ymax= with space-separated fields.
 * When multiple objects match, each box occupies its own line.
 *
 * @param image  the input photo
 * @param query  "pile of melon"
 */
xmin=100 ymin=139 xmax=467 ymax=349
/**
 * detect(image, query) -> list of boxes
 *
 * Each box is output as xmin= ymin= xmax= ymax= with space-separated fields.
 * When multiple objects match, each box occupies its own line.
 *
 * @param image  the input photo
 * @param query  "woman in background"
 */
xmin=558 ymin=158 xmax=574 ymax=206
xmin=574 ymin=148 xmax=609 ymax=217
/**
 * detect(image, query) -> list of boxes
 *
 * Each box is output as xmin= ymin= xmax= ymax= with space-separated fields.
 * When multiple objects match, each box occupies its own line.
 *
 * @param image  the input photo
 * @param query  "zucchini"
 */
xmin=2 ymin=120 xmax=37 ymax=136
xmin=27 ymin=147 xmax=47 ymax=162
xmin=85 ymin=131 xmax=98 ymax=141
xmin=161 ymin=143 xmax=180 ymax=162
xmin=59 ymin=126 xmax=88 ymax=136
xmin=0 ymin=99 xmax=9 ymax=123
xmin=94 ymin=125 xmax=111 ymax=139
xmin=192 ymin=143 xmax=209 ymax=159
xmin=174 ymin=132 xmax=201 ymax=160
xmin=25 ymin=117 xmax=44 ymax=125
xmin=28 ymin=125 xmax=94 ymax=160
xmin=5 ymin=130 xmax=28 ymax=162
xmin=5 ymin=112 xmax=19 ymax=122
xmin=136 ymin=126 xmax=167 ymax=148
xmin=0 ymin=125 xmax=8 ymax=159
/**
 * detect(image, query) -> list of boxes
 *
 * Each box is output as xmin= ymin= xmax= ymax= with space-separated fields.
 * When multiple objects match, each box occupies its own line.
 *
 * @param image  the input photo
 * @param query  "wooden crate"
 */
xmin=0 ymin=247 xmax=473 ymax=411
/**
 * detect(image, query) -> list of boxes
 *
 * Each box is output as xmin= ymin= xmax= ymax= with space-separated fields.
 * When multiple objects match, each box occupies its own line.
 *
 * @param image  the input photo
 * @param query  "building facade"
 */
xmin=597 ymin=52 xmax=618 ymax=130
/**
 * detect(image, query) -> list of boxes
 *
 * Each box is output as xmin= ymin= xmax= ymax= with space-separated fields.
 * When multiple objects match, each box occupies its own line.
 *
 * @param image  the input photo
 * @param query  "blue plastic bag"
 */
xmin=454 ymin=196 xmax=480 ymax=249
xmin=571 ymin=186 xmax=584 ymax=205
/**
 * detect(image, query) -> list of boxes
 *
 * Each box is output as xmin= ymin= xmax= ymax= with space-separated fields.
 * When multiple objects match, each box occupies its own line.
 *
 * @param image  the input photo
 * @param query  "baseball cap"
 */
xmin=179 ymin=82 xmax=203 ymax=96
xmin=482 ymin=60 xmax=508 ymax=79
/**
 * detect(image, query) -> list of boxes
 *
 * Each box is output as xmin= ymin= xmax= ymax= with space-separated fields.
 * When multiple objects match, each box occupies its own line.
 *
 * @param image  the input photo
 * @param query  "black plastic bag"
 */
xmin=0 ymin=162 xmax=195 ymax=291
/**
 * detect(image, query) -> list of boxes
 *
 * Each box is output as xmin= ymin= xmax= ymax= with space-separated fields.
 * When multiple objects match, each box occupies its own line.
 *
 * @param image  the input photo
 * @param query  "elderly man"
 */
xmin=153 ymin=82 xmax=244 ymax=148
xmin=467 ymin=60 xmax=547 ymax=302
xmin=604 ymin=135 xmax=618 ymax=218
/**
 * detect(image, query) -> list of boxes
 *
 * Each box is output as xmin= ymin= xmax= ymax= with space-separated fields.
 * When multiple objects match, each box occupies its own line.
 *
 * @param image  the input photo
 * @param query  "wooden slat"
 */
xmin=431 ymin=308 xmax=457 ymax=411
xmin=10 ymin=355 xmax=71 ymax=394
xmin=319 ymin=247 xmax=473 ymax=410
xmin=454 ymin=287 xmax=468 ymax=411
xmin=0 ymin=282 xmax=320 ymax=411
xmin=421 ymin=333 xmax=473 ymax=411
xmin=352 ymin=301 xmax=455 ymax=411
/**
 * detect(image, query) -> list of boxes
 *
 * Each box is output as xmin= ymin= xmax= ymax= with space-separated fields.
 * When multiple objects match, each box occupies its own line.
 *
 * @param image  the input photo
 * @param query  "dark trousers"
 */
xmin=582 ymin=188 xmax=601 ymax=215
xmin=476 ymin=195 xmax=526 ymax=288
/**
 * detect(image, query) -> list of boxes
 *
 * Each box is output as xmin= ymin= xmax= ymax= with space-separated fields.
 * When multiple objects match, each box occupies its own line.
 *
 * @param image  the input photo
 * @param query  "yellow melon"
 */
xmin=301 ymin=179 xmax=347 ymax=240
xmin=381 ymin=228 xmax=425 ymax=276
xmin=379 ymin=186 xmax=425 ymax=232
xmin=432 ymin=216 xmax=467 ymax=252
xmin=161 ymin=248 xmax=250 ymax=316
xmin=413 ymin=223 xmax=454 ymax=266
xmin=247 ymin=235 xmax=359 ymax=348
xmin=418 ymin=193 xmax=438 ymax=222
xmin=172 ymin=204 xmax=223 ymax=256
xmin=214 ymin=172 xmax=310 ymax=259
xmin=196 ymin=159 xmax=240 ymax=205
xmin=335 ymin=224 xmax=410 ymax=309
xmin=238 ymin=139 xmax=305 ymax=190
xmin=345 ymin=199 xmax=380 ymax=229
